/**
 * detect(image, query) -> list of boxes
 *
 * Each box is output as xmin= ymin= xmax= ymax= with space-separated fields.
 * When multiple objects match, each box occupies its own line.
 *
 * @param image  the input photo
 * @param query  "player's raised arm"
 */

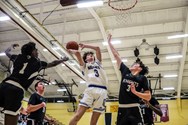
xmin=5 ymin=44 xmax=19 ymax=59
xmin=107 ymin=34 xmax=122 ymax=68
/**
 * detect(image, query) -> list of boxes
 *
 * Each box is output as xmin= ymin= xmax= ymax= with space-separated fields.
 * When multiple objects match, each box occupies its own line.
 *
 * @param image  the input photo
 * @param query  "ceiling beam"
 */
xmin=87 ymin=8 xmax=121 ymax=83
xmin=177 ymin=9 xmax=188 ymax=97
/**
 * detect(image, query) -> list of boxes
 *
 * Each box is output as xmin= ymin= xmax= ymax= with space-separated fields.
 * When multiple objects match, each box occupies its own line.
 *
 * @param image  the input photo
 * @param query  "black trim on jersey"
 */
xmin=88 ymin=84 xmax=107 ymax=90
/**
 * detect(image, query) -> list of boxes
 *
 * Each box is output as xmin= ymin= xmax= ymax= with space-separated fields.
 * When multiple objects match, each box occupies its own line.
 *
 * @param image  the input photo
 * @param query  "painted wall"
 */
xmin=46 ymin=99 xmax=188 ymax=125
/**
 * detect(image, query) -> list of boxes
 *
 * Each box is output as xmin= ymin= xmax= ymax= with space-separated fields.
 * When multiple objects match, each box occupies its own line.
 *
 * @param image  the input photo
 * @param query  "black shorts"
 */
xmin=117 ymin=107 xmax=144 ymax=125
xmin=0 ymin=82 xmax=24 ymax=116
xmin=27 ymin=119 xmax=43 ymax=125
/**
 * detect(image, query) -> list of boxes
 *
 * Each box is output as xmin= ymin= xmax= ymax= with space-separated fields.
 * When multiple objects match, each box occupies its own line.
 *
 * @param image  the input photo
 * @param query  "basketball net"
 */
xmin=108 ymin=0 xmax=138 ymax=26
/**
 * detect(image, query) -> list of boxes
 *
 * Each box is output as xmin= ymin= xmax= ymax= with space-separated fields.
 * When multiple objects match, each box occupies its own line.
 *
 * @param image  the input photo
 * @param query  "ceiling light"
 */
xmin=154 ymin=56 xmax=160 ymax=65
xmin=57 ymin=89 xmax=67 ymax=92
xmin=134 ymin=48 xmax=139 ymax=57
xmin=167 ymin=34 xmax=188 ymax=39
xmin=163 ymin=75 xmax=177 ymax=78
xmin=102 ymin=40 xmax=121 ymax=46
xmin=52 ymin=47 xmax=60 ymax=50
xmin=112 ymin=60 xmax=117 ymax=63
xmin=0 ymin=16 xmax=10 ymax=21
xmin=163 ymin=87 xmax=175 ymax=90
xmin=162 ymin=97 xmax=171 ymax=100
xmin=154 ymin=46 xmax=159 ymax=55
xmin=112 ymin=59 xmax=127 ymax=63
xmin=0 ymin=53 xmax=6 ymax=56
xmin=61 ymin=64 xmax=65 ymax=66
xmin=69 ymin=63 xmax=76 ymax=66
xmin=57 ymin=100 xmax=64 ymax=103
xmin=77 ymin=0 xmax=103 ymax=8
xmin=43 ymin=49 xmax=48 ymax=52
xmin=122 ymin=59 xmax=128 ymax=62
xmin=80 ymin=81 xmax=86 ymax=84
xmin=51 ymin=82 xmax=56 ymax=85
xmin=166 ymin=55 xmax=183 ymax=59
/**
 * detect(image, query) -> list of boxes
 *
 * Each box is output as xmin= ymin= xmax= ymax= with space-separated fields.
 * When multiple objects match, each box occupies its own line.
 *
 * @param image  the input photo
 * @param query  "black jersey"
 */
xmin=28 ymin=93 xmax=46 ymax=122
xmin=141 ymin=97 xmax=159 ymax=124
xmin=3 ymin=54 xmax=47 ymax=90
xmin=119 ymin=62 xmax=149 ymax=104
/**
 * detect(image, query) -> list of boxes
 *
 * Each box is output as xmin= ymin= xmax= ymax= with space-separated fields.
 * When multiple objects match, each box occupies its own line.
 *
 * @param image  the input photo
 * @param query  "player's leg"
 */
xmin=130 ymin=107 xmax=144 ymax=125
xmin=69 ymin=105 xmax=88 ymax=125
xmin=69 ymin=88 xmax=93 ymax=125
xmin=90 ymin=112 xmax=101 ymax=125
xmin=91 ymin=88 xmax=107 ymax=125
xmin=5 ymin=114 xmax=19 ymax=125
xmin=3 ymin=83 xmax=24 ymax=125
xmin=116 ymin=108 xmax=129 ymax=125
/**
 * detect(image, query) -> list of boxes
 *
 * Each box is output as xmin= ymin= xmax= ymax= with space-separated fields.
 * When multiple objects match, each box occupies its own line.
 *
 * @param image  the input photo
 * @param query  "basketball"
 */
xmin=66 ymin=41 xmax=79 ymax=50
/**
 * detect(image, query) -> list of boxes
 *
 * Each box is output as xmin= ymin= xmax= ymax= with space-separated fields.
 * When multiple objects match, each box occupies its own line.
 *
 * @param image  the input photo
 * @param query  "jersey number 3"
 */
xmin=94 ymin=69 xmax=99 ymax=77
xmin=126 ymin=85 xmax=131 ymax=92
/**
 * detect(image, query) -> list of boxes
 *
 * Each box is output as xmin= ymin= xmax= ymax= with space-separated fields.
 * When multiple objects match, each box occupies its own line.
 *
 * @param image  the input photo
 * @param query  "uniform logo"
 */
xmin=122 ymin=79 xmax=139 ymax=87
xmin=88 ymin=65 xmax=100 ymax=70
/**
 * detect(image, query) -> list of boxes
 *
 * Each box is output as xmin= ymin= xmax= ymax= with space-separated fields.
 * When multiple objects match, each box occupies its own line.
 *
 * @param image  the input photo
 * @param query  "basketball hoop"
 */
xmin=108 ymin=0 xmax=138 ymax=11
xmin=108 ymin=0 xmax=138 ymax=25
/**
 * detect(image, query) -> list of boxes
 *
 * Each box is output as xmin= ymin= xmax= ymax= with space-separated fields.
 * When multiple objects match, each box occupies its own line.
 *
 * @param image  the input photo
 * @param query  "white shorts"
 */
xmin=79 ymin=85 xmax=107 ymax=113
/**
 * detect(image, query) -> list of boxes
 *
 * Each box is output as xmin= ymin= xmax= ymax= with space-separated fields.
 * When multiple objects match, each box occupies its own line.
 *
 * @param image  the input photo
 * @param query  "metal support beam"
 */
xmin=87 ymin=8 xmax=121 ymax=83
xmin=177 ymin=9 xmax=188 ymax=98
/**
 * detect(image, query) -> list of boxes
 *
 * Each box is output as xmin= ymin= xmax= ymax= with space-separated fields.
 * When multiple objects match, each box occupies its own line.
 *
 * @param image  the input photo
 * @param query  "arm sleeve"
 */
xmin=28 ymin=93 xmax=36 ymax=105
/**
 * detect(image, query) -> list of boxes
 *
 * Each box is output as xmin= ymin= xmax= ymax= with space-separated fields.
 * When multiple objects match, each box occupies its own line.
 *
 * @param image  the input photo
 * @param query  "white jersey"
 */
xmin=81 ymin=59 xmax=108 ymax=87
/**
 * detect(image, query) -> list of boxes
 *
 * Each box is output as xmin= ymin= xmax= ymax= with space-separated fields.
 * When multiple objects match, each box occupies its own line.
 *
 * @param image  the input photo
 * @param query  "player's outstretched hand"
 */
xmin=67 ymin=49 xmax=80 ymax=54
xmin=12 ymin=44 xmax=19 ymax=49
xmin=78 ymin=43 xmax=85 ymax=50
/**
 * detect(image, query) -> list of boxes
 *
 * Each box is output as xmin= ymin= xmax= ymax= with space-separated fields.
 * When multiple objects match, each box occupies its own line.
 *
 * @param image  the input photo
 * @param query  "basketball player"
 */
xmin=140 ymin=89 xmax=162 ymax=125
xmin=107 ymin=34 xmax=151 ymax=125
xmin=0 ymin=42 xmax=69 ymax=125
xmin=27 ymin=81 xmax=55 ymax=125
xmin=68 ymin=43 xmax=108 ymax=125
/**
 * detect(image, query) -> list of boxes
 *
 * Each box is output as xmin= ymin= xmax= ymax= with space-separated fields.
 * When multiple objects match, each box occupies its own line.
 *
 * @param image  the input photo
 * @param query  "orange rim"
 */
xmin=108 ymin=0 xmax=138 ymax=11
